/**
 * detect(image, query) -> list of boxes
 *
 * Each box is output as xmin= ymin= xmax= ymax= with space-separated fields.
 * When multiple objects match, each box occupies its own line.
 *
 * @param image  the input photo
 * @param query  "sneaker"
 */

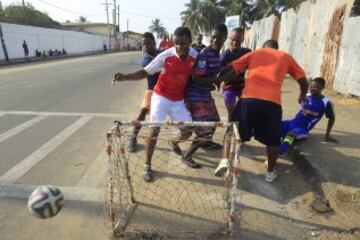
xmin=201 ymin=141 xmax=223 ymax=150
xmin=128 ymin=137 xmax=137 ymax=152
xmin=168 ymin=140 xmax=183 ymax=157
xmin=182 ymin=157 xmax=201 ymax=168
xmin=214 ymin=158 xmax=229 ymax=177
xmin=265 ymin=170 xmax=277 ymax=183
xmin=143 ymin=165 xmax=153 ymax=182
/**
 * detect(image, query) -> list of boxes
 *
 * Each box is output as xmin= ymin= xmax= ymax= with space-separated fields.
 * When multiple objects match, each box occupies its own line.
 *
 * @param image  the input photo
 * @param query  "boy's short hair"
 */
xmin=232 ymin=27 xmax=244 ymax=35
xmin=174 ymin=27 xmax=192 ymax=41
xmin=214 ymin=23 xmax=228 ymax=37
xmin=263 ymin=40 xmax=279 ymax=49
xmin=312 ymin=77 xmax=326 ymax=87
xmin=142 ymin=32 xmax=155 ymax=43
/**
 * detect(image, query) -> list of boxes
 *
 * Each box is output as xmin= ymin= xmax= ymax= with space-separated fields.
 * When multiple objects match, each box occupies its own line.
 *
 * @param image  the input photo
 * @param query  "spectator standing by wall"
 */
xmin=22 ymin=40 xmax=29 ymax=61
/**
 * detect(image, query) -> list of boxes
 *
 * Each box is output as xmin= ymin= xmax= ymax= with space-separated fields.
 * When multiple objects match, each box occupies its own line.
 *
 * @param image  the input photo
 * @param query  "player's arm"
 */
xmin=297 ymin=77 xmax=309 ymax=103
xmin=217 ymin=53 xmax=250 ymax=84
xmin=113 ymin=51 xmax=164 ymax=84
xmin=191 ymin=52 xmax=218 ymax=87
xmin=325 ymin=102 xmax=337 ymax=143
xmin=113 ymin=70 xmax=148 ymax=82
xmin=192 ymin=76 xmax=218 ymax=86
xmin=287 ymin=55 xmax=309 ymax=103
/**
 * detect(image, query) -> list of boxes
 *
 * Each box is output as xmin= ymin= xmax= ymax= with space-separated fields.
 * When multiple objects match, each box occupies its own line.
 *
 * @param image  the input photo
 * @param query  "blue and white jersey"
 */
xmin=292 ymin=94 xmax=335 ymax=131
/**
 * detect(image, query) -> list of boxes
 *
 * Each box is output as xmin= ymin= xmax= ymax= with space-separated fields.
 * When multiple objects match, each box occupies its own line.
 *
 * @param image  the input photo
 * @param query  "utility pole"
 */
xmin=117 ymin=4 xmax=120 ymax=32
xmin=22 ymin=0 xmax=25 ymax=7
xmin=126 ymin=19 xmax=129 ymax=50
xmin=0 ymin=24 xmax=9 ymax=63
xmin=112 ymin=0 xmax=117 ymax=48
xmin=101 ymin=0 xmax=112 ymax=49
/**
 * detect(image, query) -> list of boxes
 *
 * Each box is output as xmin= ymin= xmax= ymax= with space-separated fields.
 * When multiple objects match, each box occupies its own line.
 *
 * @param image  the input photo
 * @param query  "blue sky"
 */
xmin=1 ymin=0 xmax=188 ymax=33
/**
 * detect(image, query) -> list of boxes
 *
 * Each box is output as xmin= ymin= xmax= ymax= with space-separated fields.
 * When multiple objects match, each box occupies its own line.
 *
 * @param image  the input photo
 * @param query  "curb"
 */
xmin=0 ymin=50 xmax=138 ymax=67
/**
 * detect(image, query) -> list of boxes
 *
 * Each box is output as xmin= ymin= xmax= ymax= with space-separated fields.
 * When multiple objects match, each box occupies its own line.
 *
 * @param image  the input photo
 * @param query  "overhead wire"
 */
xmin=36 ymin=0 xmax=179 ymax=21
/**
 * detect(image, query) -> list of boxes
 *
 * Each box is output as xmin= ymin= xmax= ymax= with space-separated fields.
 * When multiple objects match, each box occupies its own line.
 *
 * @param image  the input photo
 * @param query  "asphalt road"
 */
xmin=1 ymin=52 xmax=358 ymax=240
xmin=0 ymin=52 xmax=146 ymax=240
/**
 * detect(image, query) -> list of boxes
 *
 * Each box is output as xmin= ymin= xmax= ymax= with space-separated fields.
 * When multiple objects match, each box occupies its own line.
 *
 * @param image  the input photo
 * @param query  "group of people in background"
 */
xmin=22 ymin=40 xmax=67 ymax=60
xmin=112 ymin=24 xmax=336 ymax=183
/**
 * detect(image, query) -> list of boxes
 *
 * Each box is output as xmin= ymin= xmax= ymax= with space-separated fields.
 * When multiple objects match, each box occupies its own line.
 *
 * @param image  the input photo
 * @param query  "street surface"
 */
xmin=0 ymin=52 xmax=358 ymax=240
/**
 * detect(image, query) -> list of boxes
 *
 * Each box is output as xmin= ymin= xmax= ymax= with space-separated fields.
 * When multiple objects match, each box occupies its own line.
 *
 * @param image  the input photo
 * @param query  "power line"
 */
xmin=37 ymin=0 xmax=103 ymax=17
xmin=36 ymin=0 xmax=178 ymax=21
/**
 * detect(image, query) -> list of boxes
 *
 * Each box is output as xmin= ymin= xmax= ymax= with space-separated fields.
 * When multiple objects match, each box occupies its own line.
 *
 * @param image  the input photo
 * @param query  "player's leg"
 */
xmin=182 ymin=100 xmax=220 ymax=168
xmin=215 ymin=99 xmax=252 ymax=177
xmin=128 ymin=90 xmax=152 ymax=152
xmin=170 ymin=99 xmax=200 ymax=168
xmin=200 ymin=99 xmax=222 ymax=150
xmin=143 ymin=126 xmax=160 ymax=182
xmin=143 ymin=93 xmax=168 ymax=182
xmin=253 ymin=100 xmax=282 ymax=182
xmin=223 ymin=90 xmax=237 ymax=121
xmin=214 ymin=127 xmax=233 ymax=177
xmin=181 ymin=126 xmax=211 ymax=168
xmin=279 ymin=126 xmax=308 ymax=156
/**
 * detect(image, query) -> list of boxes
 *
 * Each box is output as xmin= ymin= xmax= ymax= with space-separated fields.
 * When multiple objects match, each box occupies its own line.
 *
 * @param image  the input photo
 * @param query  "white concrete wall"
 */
xmin=333 ymin=16 xmax=360 ymax=96
xmin=245 ymin=0 xmax=360 ymax=96
xmin=245 ymin=15 xmax=276 ymax=50
xmin=0 ymin=22 xmax=105 ymax=60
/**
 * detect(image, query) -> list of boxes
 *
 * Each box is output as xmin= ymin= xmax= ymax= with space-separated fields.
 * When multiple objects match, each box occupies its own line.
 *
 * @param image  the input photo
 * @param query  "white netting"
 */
xmin=105 ymin=121 xmax=241 ymax=239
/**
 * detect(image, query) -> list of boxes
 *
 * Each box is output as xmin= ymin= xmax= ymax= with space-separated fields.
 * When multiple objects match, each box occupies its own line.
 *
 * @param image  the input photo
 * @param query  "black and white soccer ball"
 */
xmin=27 ymin=185 xmax=64 ymax=219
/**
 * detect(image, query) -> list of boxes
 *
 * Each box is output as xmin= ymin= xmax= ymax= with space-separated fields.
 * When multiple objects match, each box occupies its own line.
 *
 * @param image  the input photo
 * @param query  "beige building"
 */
xmin=62 ymin=22 xmax=142 ymax=50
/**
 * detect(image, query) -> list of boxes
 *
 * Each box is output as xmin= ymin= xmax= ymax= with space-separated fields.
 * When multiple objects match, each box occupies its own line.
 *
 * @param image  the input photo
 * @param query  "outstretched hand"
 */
xmin=112 ymin=73 xmax=125 ymax=85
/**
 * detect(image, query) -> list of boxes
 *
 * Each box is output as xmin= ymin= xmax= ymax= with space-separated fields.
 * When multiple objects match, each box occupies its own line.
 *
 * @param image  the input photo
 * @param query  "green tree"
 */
xmin=201 ymin=0 xmax=225 ymax=34
xmin=0 ymin=1 xmax=4 ymax=21
xmin=350 ymin=0 xmax=360 ymax=16
xmin=181 ymin=0 xmax=225 ymax=35
xmin=220 ymin=0 xmax=251 ymax=28
xmin=78 ymin=16 xmax=87 ymax=23
xmin=251 ymin=0 xmax=280 ymax=20
xmin=3 ymin=3 xmax=60 ymax=28
xmin=277 ymin=0 xmax=308 ymax=11
xmin=149 ymin=18 xmax=167 ymax=39
xmin=181 ymin=0 xmax=206 ymax=36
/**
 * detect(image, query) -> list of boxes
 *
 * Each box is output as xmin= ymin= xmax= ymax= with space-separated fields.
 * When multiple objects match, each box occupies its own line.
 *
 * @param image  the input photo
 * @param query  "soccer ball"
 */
xmin=27 ymin=185 xmax=64 ymax=219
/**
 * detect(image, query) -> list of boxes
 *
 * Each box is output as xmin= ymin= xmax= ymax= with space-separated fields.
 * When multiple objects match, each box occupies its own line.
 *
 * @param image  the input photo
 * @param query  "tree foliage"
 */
xmin=350 ymin=0 xmax=360 ymax=17
xmin=181 ymin=0 xmax=310 ymax=34
xmin=0 ymin=3 xmax=61 ymax=28
xmin=78 ymin=16 xmax=87 ymax=23
xmin=148 ymin=18 xmax=167 ymax=39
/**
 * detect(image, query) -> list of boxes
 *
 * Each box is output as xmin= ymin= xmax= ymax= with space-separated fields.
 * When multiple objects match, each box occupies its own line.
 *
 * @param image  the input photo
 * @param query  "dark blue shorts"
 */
xmin=280 ymin=120 xmax=309 ymax=139
xmin=231 ymin=98 xmax=282 ymax=146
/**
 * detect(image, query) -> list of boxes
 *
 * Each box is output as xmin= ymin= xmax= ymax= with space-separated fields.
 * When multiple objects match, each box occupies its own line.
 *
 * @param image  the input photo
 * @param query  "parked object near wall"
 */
xmin=0 ymin=22 xmax=105 ymax=61
xmin=244 ymin=0 xmax=360 ymax=97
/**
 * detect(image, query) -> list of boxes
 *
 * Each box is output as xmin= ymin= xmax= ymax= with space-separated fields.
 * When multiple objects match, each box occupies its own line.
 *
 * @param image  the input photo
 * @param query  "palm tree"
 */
xmin=277 ymin=0 xmax=308 ymax=12
xmin=148 ymin=18 xmax=167 ymax=39
xmin=181 ymin=0 xmax=205 ymax=36
xmin=350 ymin=0 xmax=360 ymax=16
xmin=78 ymin=16 xmax=87 ymax=23
xmin=221 ymin=0 xmax=251 ymax=28
xmin=200 ymin=0 xmax=225 ymax=34
xmin=251 ymin=0 xmax=280 ymax=20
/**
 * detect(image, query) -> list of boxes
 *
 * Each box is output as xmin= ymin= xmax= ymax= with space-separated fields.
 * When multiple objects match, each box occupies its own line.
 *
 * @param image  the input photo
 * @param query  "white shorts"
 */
xmin=150 ymin=93 xmax=192 ymax=122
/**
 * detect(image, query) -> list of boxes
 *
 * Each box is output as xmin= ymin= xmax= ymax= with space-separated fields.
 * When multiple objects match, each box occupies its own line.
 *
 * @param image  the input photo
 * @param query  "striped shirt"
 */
xmin=187 ymin=46 xmax=221 ymax=102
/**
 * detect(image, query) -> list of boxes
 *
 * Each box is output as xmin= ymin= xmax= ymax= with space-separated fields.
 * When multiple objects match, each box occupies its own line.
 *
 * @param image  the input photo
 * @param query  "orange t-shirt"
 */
xmin=231 ymin=48 xmax=305 ymax=105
